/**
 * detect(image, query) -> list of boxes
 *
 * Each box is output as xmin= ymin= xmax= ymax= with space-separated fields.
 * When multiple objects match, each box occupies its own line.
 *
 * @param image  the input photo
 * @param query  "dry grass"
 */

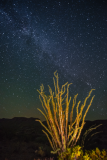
xmin=5 ymin=157 xmax=55 ymax=160
xmin=34 ymin=158 xmax=55 ymax=160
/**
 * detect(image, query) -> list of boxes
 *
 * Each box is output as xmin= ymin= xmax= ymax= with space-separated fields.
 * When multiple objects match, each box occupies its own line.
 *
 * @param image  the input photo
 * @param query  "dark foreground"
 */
xmin=0 ymin=117 xmax=107 ymax=160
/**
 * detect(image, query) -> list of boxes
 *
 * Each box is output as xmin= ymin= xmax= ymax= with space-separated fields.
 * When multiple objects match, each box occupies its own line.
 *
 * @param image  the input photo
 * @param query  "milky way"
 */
xmin=0 ymin=0 xmax=107 ymax=121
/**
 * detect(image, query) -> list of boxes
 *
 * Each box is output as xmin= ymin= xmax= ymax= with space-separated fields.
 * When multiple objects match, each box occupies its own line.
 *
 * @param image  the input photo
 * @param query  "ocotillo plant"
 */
xmin=35 ymin=70 xmax=95 ymax=158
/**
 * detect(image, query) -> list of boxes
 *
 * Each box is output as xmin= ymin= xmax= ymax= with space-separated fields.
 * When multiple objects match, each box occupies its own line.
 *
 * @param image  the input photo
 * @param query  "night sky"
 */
xmin=0 ymin=0 xmax=107 ymax=122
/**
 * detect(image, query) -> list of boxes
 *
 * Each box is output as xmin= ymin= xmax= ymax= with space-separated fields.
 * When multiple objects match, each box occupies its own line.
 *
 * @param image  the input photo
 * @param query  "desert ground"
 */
xmin=0 ymin=117 xmax=107 ymax=160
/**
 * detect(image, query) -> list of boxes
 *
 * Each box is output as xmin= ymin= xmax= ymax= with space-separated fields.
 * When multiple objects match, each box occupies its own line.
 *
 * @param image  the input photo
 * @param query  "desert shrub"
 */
xmin=84 ymin=147 xmax=107 ymax=160
xmin=57 ymin=145 xmax=83 ymax=160
xmin=56 ymin=145 xmax=107 ymax=160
